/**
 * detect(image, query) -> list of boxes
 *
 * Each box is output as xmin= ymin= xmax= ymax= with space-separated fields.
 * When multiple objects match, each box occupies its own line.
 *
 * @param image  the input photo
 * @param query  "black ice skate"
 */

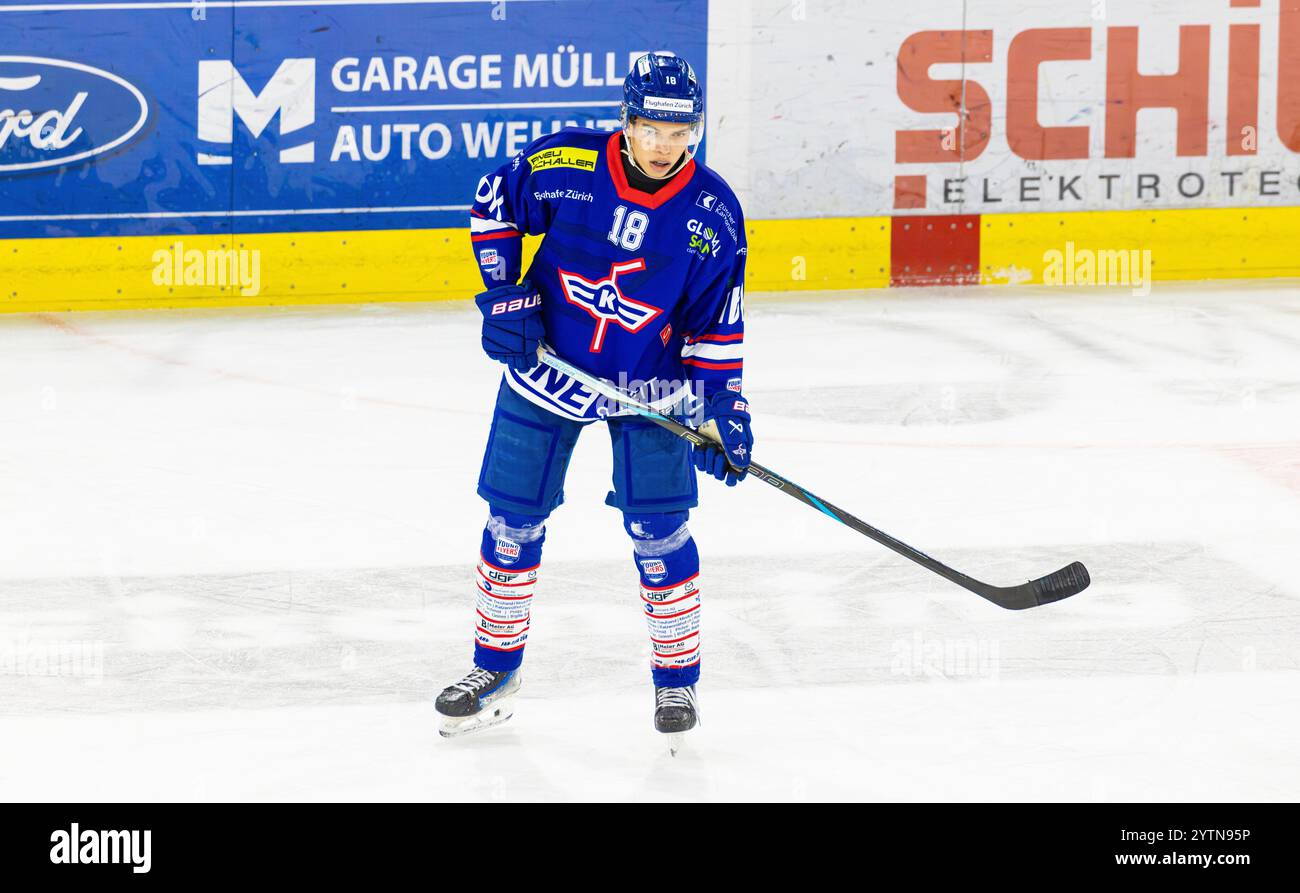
xmin=654 ymin=685 xmax=699 ymax=756
xmin=436 ymin=666 xmax=521 ymax=738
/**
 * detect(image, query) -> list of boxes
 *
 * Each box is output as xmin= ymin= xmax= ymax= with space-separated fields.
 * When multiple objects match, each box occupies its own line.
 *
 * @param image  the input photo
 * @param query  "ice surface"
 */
xmin=1 ymin=282 xmax=1298 ymax=801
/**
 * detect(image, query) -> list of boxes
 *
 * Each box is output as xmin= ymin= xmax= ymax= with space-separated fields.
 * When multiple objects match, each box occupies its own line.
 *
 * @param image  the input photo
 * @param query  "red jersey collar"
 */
xmin=605 ymin=130 xmax=696 ymax=209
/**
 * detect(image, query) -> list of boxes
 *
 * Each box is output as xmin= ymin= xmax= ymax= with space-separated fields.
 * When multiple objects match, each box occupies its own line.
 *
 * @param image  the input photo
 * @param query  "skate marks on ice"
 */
xmin=697 ymin=541 xmax=1299 ymax=689
xmin=0 ymin=540 xmax=1293 ymax=719
xmin=0 ymin=565 xmax=457 ymax=715
xmin=752 ymin=289 xmax=1300 ymax=432
xmin=759 ymin=380 xmax=1062 ymax=428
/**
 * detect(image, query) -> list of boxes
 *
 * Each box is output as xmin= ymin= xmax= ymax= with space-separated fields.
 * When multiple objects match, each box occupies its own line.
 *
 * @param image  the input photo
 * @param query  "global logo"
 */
xmin=686 ymin=219 xmax=721 ymax=258
xmin=0 ymin=56 xmax=149 ymax=172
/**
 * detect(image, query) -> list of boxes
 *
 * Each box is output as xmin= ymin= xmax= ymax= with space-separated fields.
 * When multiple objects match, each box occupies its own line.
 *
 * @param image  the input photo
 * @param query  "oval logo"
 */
xmin=0 ymin=56 xmax=148 ymax=172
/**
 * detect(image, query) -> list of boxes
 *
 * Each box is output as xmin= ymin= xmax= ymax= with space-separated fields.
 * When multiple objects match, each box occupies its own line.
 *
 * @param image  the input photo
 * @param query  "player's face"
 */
xmin=628 ymin=117 xmax=693 ymax=178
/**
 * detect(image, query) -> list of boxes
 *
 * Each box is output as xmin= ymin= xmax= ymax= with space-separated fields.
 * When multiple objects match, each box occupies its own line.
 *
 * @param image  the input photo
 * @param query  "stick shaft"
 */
xmin=536 ymin=351 xmax=1088 ymax=609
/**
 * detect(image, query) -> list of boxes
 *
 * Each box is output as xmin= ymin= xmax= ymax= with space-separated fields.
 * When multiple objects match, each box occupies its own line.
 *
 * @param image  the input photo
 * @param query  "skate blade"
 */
xmin=666 ymin=732 xmax=685 ymax=757
xmin=438 ymin=697 xmax=517 ymax=739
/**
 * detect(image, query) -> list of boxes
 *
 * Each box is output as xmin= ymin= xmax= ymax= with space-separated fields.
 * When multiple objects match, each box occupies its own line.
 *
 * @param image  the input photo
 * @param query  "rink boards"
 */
xmin=5 ymin=205 xmax=1300 ymax=312
xmin=7 ymin=0 xmax=1300 ymax=311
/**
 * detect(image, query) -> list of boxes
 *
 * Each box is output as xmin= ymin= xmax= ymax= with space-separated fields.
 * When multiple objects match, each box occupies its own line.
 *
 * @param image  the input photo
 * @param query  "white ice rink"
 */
xmin=1 ymin=282 xmax=1298 ymax=801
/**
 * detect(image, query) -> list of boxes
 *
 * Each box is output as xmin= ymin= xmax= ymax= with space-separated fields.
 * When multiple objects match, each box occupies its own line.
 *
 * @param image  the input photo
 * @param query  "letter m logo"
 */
xmin=197 ymin=59 xmax=315 ymax=165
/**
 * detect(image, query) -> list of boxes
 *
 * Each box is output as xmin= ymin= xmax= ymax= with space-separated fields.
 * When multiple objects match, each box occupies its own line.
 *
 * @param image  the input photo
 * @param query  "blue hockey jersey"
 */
xmin=469 ymin=128 xmax=746 ymax=421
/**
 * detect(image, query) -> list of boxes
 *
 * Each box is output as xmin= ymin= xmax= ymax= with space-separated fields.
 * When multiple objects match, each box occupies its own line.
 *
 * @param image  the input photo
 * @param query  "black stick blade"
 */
xmin=1030 ymin=561 xmax=1090 ymax=605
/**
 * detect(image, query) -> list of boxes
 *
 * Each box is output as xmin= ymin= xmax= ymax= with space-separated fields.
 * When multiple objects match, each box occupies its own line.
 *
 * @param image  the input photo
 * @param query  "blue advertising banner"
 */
xmin=0 ymin=0 xmax=707 ymax=239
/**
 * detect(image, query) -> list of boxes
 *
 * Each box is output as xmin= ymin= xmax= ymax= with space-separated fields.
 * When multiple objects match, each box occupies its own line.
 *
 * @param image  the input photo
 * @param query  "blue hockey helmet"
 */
xmin=622 ymin=51 xmax=703 ymax=125
xmin=621 ymin=52 xmax=704 ymax=163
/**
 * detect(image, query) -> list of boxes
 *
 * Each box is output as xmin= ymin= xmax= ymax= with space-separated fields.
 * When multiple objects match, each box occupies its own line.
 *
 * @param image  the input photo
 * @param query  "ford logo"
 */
xmin=0 ymin=56 xmax=148 ymax=172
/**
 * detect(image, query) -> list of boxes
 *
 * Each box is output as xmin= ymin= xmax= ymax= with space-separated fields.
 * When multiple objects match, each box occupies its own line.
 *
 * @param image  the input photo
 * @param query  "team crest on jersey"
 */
xmin=640 ymin=559 xmax=667 ymax=584
xmin=494 ymin=537 xmax=521 ymax=565
xmin=478 ymin=248 xmax=498 ymax=268
xmin=557 ymin=259 xmax=663 ymax=351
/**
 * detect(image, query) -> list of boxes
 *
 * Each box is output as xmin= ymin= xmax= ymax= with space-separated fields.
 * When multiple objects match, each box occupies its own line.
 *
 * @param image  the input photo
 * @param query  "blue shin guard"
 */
xmin=624 ymin=511 xmax=701 ymax=687
xmin=473 ymin=508 xmax=546 ymax=673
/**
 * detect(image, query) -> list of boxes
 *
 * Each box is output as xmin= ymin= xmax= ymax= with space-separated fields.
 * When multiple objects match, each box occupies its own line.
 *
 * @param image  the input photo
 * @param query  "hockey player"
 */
xmin=436 ymin=52 xmax=752 ymax=746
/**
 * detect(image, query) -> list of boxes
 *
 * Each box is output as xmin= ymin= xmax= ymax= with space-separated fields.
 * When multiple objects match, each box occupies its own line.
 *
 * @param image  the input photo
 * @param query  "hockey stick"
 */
xmin=537 ymin=349 xmax=1090 ymax=610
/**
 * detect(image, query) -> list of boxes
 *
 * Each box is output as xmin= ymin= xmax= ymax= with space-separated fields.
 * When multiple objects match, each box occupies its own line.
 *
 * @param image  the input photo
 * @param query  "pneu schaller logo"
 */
xmin=49 ymin=822 xmax=151 ymax=873
xmin=0 ymin=56 xmax=149 ymax=172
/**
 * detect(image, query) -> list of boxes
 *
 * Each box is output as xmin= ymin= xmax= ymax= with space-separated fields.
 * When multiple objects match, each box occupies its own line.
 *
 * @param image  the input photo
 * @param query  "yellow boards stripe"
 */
xmin=4 ymin=207 xmax=1299 ymax=313
xmin=981 ymin=206 xmax=1300 ymax=285
xmin=745 ymin=217 xmax=892 ymax=292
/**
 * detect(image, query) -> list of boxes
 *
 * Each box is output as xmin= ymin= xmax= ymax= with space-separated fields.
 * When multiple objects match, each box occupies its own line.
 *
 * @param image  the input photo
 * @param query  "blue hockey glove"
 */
xmin=474 ymin=281 xmax=544 ymax=373
xmin=692 ymin=391 xmax=754 ymax=487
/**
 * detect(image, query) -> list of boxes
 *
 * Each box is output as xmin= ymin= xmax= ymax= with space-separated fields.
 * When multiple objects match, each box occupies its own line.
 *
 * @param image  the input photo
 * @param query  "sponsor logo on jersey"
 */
xmin=712 ymin=200 xmax=739 ymax=241
xmin=640 ymin=559 xmax=667 ymax=584
xmin=533 ymin=187 xmax=594 ymax=202
xmin=686 ymin=218 xmax=721 ymax=258
xmin=475 ymin=173 xmax=505 ymax=220
xmin=695 ymin=191 xmax=717 ymax=211
xmin=494 ymin=537 xmax=521 ymax=565
xmin=659 ymin=322 xmax=673 ymax=346
xmin=478 ymin=248 xmax=498 ymax=267
xmin=527 ymin=146 xmax=597 ymax=172
xmin=557 ymin=259 xmax=662 ymax=352
xmin=642 ymin=96 xmax=695 ymax=114
xmin=484 ymin=567 xmax=517 ymax=584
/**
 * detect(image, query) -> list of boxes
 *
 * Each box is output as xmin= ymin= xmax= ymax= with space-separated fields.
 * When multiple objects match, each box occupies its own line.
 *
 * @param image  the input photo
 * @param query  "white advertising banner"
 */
xmin=709 ymin=0 xmax=1300 ymax=217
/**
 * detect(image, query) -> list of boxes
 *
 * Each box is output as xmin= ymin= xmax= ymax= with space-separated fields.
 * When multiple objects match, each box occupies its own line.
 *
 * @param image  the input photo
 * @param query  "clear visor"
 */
xmin=625 ymin=117 xmax=704 ymax=153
